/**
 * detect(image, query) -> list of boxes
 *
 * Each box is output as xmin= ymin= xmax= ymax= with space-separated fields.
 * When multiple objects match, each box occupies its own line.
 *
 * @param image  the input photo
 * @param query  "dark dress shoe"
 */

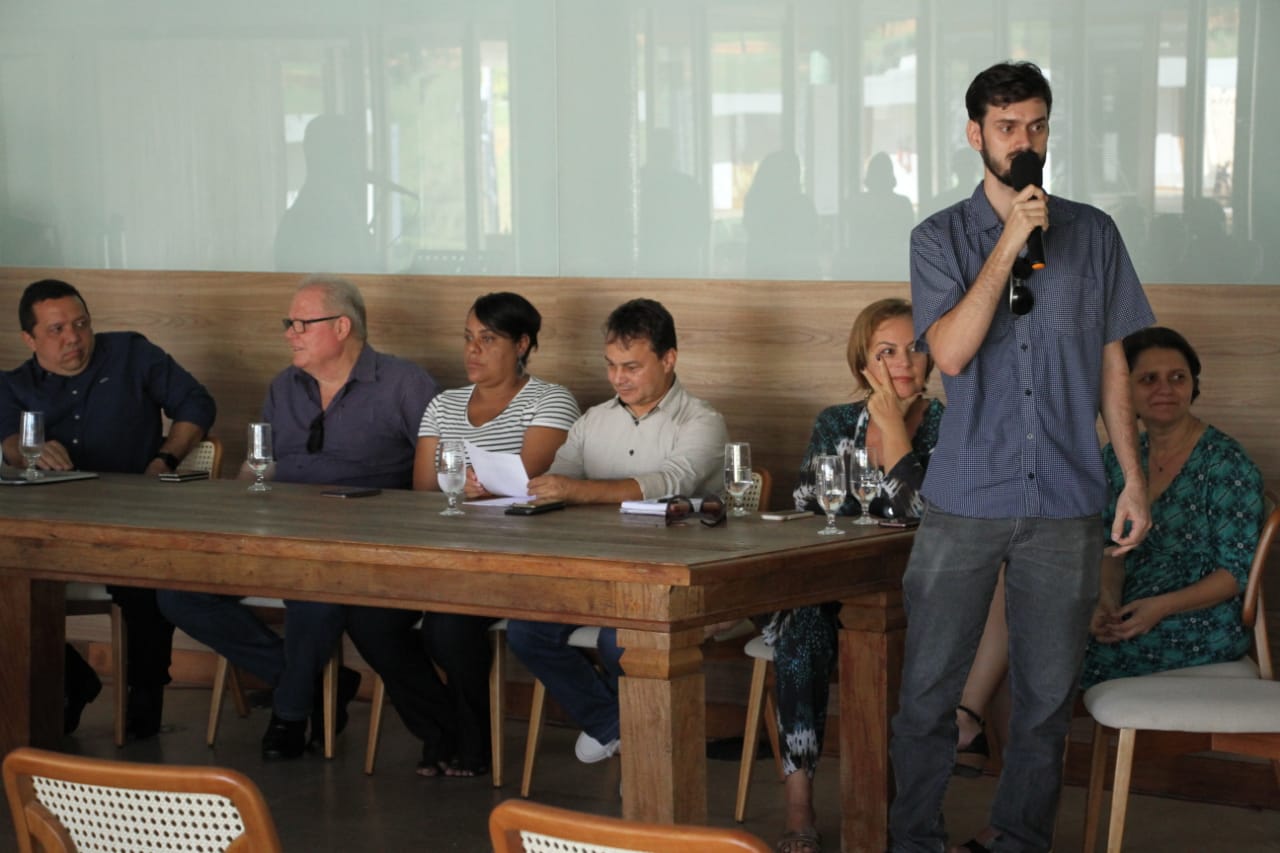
xmin=309 ymin=666 xmax=361 ymax=746
xmin=125 ymin=685 xmax=165 ymax=740
xmin=64 ymin=679 xmax=102 ymax=735
xmin=261 ymin=714 xmax=308 ymax=760
xmin=64 ymin=646 xmax=103 ymax=735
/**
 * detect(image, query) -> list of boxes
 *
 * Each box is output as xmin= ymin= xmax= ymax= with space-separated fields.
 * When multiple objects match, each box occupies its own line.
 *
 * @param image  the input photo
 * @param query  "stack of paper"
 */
xmin=620 ymin=499 xmax=668 ymax=516
xmin=619 ymin=497 xmax=703 ymax=515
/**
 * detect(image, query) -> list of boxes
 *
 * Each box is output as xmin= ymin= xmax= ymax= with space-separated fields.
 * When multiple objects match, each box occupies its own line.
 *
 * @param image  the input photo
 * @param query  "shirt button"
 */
xmin=72 ymin=439 xmax=79 ymax=445
xmin=74 ymin=414 xmax=80 ymax=420
xmin=1026 ymin=433 xmax=1034 ymax=440
xmin=629 ymin=449 xmax=635 ymax=456
xmin=1025 ymin=389 xmax=1032 ymax=396
xmin=1027 ymin=472 xmax=1034 ymax=479
xmin=1021 ymin=344 xmax=1028 ymax=351
xmin=71 ymin=389 xmax=78 ymax=395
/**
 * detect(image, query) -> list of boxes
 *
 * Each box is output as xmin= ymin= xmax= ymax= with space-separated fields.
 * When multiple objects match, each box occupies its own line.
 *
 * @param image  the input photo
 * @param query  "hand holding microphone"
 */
xmin=1010 ymin=150 xmax=1047 ymax=270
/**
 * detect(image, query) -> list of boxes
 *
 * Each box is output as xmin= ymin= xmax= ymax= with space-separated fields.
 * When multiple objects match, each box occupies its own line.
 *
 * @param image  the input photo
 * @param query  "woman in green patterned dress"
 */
xmin=1080 ymin=326 xmax=1264 ymax=686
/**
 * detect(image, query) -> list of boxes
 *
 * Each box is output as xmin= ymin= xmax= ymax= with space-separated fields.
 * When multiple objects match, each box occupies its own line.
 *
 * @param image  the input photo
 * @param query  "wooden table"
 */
xmin=0 ymin=474 xmax=910 ymax=851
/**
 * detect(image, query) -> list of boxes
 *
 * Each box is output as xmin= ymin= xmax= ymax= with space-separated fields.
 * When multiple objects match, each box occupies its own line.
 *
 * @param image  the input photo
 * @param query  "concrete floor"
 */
xmin=3 ymin=687 xmax=1278 ymax=852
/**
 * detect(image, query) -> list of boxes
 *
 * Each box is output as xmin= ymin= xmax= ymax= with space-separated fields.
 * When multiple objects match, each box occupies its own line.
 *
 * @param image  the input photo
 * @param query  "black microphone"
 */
xmin=1010 ymin=150 xmax=1046 ymax=270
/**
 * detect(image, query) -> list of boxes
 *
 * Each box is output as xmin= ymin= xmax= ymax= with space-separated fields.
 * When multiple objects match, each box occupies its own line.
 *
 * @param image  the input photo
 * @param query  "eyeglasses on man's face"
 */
xmin=665 ymin=494 xmax=727 ymax=527
xmin=282 ymin=315 xmax=342 ymax=334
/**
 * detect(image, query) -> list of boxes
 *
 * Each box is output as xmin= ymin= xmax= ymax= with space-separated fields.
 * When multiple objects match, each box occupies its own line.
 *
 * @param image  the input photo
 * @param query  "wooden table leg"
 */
xmin=839 ymin=590 xmax=905 ymax=853
xmin=0 ymin=573 xmax=65 ymax=755
xmin=616 ymin=627 xmax=707 ymax=824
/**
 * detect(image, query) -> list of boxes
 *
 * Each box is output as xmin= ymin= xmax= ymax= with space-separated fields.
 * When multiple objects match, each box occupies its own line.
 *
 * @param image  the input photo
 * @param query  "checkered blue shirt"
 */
xmin=910 ymin=184 xmax=1154 ymax=519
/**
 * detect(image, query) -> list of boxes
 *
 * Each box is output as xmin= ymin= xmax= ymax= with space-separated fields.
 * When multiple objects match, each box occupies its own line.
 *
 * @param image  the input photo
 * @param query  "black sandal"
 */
xmin=953 ymin=704 xmax=989 ymax=778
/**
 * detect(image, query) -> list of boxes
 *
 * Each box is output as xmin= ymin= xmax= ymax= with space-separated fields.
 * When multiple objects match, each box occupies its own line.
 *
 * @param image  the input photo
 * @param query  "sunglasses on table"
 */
xmin=665 ymin=494 xmax=727 ymax=527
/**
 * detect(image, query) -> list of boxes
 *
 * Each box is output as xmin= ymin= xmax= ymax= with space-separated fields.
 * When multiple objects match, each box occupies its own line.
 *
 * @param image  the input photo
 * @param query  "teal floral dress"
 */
xmin=764 ymin=398 xmax=943 ymax=778
xmin=1080 ymin=425 xmax=1264 ymax=689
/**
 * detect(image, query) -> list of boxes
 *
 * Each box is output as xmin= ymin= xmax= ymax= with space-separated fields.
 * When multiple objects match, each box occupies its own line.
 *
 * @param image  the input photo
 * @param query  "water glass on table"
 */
xmin=246 ymin=422 xmax=272 ymax=492
xmin=19 ymin=411 xmax=44 ymax=481
xmin=723 ymin=442 xmax=753 ymax=517
xmin=812 ymin=453 xmax=846 ymax=536
xmin=437 ymin=439 xmax=466 ymax=517
xmin=849 ymin=447 xmax=882 ymax=525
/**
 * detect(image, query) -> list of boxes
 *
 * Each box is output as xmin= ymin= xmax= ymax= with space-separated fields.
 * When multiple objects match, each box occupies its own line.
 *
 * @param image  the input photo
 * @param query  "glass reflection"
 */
xmin=0 ymin=0 xmax=1273 ymax=284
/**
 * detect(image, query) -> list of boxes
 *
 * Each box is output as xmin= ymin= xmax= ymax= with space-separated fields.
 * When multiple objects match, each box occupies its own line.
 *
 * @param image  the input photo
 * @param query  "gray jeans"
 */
xmin=888 ymin=504 xmax=1102 ymax=853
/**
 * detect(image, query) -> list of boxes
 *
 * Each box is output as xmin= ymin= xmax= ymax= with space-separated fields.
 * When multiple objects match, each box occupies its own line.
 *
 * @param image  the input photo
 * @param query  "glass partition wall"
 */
xmin=0 ymin=0 xmax=1273 ymax=283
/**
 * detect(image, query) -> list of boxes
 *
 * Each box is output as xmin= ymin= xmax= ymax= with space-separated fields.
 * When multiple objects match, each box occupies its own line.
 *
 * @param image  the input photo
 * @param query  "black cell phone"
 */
xmin=321 ymin=486 xmax=382 ymax=498
xmin=504 ymin=500 xmax=567 ymax=516
xmin=877 ymin=517 xmax=920 ymax=529
xmin=158 ymin=470 xmax=209 ymax=482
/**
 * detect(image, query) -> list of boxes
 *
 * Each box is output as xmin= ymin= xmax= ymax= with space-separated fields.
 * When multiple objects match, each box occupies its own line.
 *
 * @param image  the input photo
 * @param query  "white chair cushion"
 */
xmin=567 ymin=626 xmax=601 ymax=648
xmin=1084 ymin=675 xmax=1280 ymax=732
xmin=744 ymin=635 xmax=774 ymax=662
xmin=64 ymin=582 xmax=112 ymax=602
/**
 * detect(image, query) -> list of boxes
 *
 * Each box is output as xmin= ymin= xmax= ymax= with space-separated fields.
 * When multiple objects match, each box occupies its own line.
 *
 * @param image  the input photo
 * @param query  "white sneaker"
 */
xmin=574 ymin=731 xmax=620 ymax=763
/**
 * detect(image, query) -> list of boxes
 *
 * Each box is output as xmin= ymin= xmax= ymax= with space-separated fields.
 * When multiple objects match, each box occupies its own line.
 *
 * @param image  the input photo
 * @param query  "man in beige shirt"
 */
xmin=512 ymin=297 xmax=727 ymax=763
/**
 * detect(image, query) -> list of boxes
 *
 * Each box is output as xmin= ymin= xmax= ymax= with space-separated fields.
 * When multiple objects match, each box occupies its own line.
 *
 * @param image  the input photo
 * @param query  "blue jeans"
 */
xmin=888 ymin=505 xmax=1101 ymax=853
xmin=506 ymin=620 xmax=624 ymax=743
xmin=157 ymin=592 xmax=345 ymax=721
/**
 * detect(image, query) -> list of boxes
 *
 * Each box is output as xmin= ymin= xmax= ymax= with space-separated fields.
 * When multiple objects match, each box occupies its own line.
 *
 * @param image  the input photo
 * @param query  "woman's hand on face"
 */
xmin=861 ymin=356 xmax=919 ymax=424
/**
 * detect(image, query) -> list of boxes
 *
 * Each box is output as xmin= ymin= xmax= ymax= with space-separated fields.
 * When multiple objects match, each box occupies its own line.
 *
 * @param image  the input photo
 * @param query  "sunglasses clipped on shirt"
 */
xmin=307 ymin=412 xmax=324 ymax=454
xmin=664 ymin=494 xmax=727 ymax=527
xmin=1009 ymin=257 xmax=1036 ymax=316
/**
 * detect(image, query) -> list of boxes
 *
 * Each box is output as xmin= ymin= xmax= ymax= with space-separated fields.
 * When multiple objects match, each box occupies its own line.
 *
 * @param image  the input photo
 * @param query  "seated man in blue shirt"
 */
xmin=0 ymin=278 xmax=217 ymax=738
xmin=160 ymin=275 xmax=439 ymax=760
xmin=509 ymin=298 xmax=727 ymax=764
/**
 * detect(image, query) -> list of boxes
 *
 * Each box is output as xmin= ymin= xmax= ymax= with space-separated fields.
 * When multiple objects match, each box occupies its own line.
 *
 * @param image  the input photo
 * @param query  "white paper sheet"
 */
xmin=464 ymin=442 xmax=532 ymax=499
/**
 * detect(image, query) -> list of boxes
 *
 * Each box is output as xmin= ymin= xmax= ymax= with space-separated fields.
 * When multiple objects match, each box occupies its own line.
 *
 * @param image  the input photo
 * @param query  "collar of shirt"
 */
xmin=609 ymin=375 xmax=684 ymax=423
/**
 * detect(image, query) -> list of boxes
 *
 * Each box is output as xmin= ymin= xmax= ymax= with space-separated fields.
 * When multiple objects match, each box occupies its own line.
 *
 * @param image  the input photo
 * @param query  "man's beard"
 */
xmin=979 ymin=135 xmax=1045 ymax=189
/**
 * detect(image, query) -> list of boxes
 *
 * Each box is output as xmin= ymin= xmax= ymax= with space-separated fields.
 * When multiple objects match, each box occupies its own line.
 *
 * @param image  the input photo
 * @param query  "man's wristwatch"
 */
xmin=155 ymin=451 xmax=180 ymax=471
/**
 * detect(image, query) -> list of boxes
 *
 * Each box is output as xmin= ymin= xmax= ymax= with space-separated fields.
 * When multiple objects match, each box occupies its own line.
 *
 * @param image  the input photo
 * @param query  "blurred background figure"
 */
xmin=922 ymin=147 xmax=984 ymax=218
xmin=743 ymin=150 xmax=819 ymax=279
xmin=839 ymin=152 xmax=916 ymax=281
xmin=274 ymin=115 xmax=379 ymax=274
xmin=636 ymin=130 xmax=709 ymax=277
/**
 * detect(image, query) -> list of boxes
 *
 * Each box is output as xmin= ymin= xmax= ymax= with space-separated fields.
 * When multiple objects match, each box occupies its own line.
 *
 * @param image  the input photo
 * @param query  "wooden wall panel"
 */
xmin=0 ymin=269 xmax=1276 ymax=501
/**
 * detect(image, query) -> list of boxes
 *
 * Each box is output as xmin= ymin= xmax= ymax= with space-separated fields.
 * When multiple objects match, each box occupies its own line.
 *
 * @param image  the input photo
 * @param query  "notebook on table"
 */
xmin=0 ymin=469 xmax=99 ymax=486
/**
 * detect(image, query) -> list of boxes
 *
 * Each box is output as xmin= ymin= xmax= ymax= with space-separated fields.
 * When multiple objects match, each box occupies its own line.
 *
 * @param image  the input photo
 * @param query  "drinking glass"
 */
xmin=246 ymin=422 xmax=272 ymax=492
xmin=812 ymin=453 xmax=846 ymax=536
xmin=19 ymin=411 xmax=44 ymax=481
xmin=723 ymin=442 xmax=753 ymax=517
xmin=437 ymin=439 xmax=466 ymax=517
xmin=849 ymin=447 xmax=883 ymax=525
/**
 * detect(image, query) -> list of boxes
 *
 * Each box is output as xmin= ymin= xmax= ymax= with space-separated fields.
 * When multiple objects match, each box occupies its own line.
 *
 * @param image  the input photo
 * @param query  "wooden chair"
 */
xmin=489 ymin=798 xmax=771 ymax=853
xmin=742 ymin=468 xmax=772 ymax=515
xmin=64 ymin=436 xmax=223 ymax=746
xmin=1081 ymin=490 xmax=1280 ymax=853
xmin=2 ymin=746 xmax=282 ymax=853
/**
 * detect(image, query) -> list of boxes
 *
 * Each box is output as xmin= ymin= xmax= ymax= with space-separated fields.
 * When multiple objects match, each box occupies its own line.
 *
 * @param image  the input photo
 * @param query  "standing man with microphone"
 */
xmin=888 ymin=61 xmax=1154 ymax=853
